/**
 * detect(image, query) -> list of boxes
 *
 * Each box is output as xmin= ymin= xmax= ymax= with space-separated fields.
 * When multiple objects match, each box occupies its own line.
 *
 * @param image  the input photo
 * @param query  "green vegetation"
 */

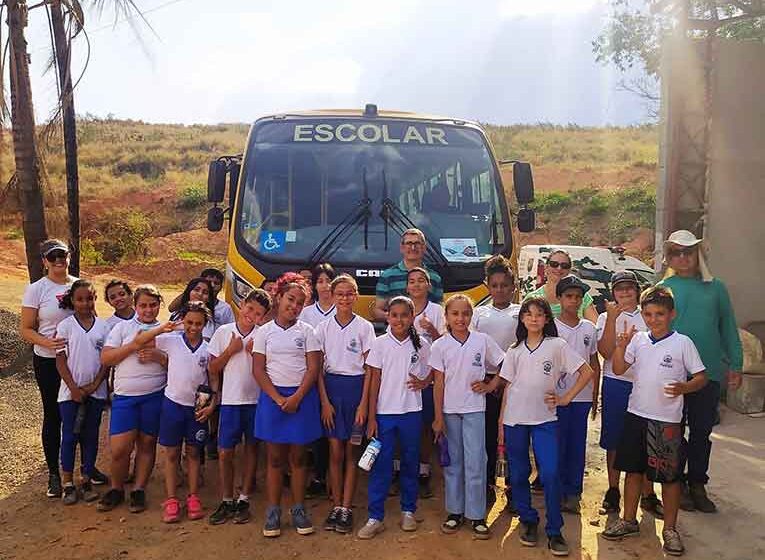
xmin=91 ymin=209 xmax=153 ymax=264
xmin=178 ymin=184 xmax=207 ymax=210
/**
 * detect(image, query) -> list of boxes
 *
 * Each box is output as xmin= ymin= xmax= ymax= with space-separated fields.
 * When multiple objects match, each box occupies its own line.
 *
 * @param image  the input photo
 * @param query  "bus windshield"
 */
xmin=236 ymin=119 xmax=509 ymax=267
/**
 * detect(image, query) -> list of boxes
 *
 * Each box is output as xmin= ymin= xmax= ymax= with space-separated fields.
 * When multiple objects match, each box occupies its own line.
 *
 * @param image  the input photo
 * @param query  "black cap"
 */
xmin=610 ymin=270 xmax=639 ymax=290
xmin=555 ymin=275 xmax=591 ymax=297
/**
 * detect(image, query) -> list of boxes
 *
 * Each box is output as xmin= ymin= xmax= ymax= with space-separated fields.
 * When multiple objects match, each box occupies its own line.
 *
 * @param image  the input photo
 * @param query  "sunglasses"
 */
xmin=667 ymin=247 xmax=696 ymax=258
xmin=45 ymin=250 xmax=69 ymax=262
xmin=548 ymin=260 xmax=571 ymax=270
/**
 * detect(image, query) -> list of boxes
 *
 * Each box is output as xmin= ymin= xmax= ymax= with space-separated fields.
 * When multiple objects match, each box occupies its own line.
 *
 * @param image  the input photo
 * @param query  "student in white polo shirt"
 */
xmin=358 ymin=296 xmax=431 ymax=540
xmin=431 ymin=294 xmax=504 ymax=540
xmin=603 ymin=286 xmax=706 ymax=557
xmin=596 ymin=271 xmax=664 ymax=518
xmin=299 ymin=263 xmax=337 ymax=327
xmin=470 ymin=254 xmax=520 ymax=501
xmin=207 ymin=288 xmax=272 ymax=526
xmin=552 ymin=276 xmax=600 ymax=515
xmin=491 ymin=296 xmax=594 ymax=556
xmin=253 ymin=281 xmax=323 ymax=538
xmin=133 ymin=302 xmax=216 ymax=524
xmin=316 ymin=275 xmax=376 ymax=535
xmin=104 ymin=280 xmax=136 ymax=332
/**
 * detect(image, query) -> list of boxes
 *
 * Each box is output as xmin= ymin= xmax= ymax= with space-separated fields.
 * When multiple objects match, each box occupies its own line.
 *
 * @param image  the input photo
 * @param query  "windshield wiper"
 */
xmin=379 ymin=170 xmax=450 ymax=268
xmin=308 ymin=169 xmax=372 ymax=267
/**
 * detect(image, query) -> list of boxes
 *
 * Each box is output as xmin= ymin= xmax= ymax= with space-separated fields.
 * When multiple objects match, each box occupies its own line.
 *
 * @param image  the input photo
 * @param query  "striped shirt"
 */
xmin=375 ymin=261 xmax=443 ymax=304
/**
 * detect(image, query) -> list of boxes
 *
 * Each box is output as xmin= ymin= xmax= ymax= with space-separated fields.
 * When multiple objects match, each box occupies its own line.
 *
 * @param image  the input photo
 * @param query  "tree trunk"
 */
xmin=50 ymin=0 xmax=80 ymax=276
xmin=7 ymin=0 xmax=48 ymax=282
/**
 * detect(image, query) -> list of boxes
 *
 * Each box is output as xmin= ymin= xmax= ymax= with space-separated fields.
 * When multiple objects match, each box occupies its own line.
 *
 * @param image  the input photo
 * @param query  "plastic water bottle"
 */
xmin=358 ymin=438 xmax=382 ymax=471
xmin=73 ymin=399 xmax=88 ymax=436
xmin=438 ymin=436 xmax=451 ymax=467
xmin=495 ymin=444 xmax=507 ymax=489
xmin=350 ymin=424 xmax=364 ymax=446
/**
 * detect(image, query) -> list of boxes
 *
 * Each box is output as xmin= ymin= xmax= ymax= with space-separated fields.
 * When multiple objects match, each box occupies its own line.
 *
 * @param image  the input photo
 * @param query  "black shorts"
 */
xmin=614 ymin=412 xmax=684 ymax=483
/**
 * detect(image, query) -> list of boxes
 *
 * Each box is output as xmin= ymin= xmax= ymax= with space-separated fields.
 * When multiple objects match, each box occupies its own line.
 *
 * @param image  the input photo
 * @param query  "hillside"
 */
xmin=0 ymin=118 xmax=658 ymax=280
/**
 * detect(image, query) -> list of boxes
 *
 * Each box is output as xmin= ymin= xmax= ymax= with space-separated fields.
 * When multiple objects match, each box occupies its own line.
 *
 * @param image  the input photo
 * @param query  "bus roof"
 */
xmin=255 ymin=108 xmax=482 ymax=128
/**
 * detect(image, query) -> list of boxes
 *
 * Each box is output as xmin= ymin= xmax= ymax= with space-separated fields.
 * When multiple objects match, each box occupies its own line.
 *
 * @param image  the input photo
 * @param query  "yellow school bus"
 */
xmin=206 ymin=105 xmax=535 ymax=320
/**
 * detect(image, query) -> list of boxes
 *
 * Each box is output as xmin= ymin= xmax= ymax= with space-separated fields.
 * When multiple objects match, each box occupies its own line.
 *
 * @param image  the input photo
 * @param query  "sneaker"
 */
xmin=186 ymin=494 xmax=204 ymax=520
xmin=263 ymin=505 xmax=282 ymax=537
xmin=209 ymin=501 xmax=234 ymax=525
xmin=602 ymin=518 xmax=640 ymax=540
xmin=679 ymin=481 xmax=695 ymax=512
xmin=388 ymin=472 xmax=400 ymax=496
xmin=530 ymin=477 xmax=543 ymax=495
xmin=561 ymin=495 xmax=581 ymax=514
xmin=471 ymin=519 xmax=490 ymax=540
xmin=335 ymin=508 xmax=353 ymax=534
xmin=357 ymin=518 xmax=385 ymax=539
xmin=162 ymin=497 xmax=181 ymax=523
xmin=62 ymin=485 xmax=78 ymax=506
xmin=662 ymin=527 xmax=686 ymax=556
xmin=418 ymin=475 xmax=433 ymax=499
xmin=599 ymin=487 xmax=621 ymax=515
xmin=306 ymin=478 xmax=326 ymax=499
xmin=519 ymin=522 xmax=539 ymax=547
xmin=324 ymin=506 xmax=341 ymax=531
xmin=97 ymin=488 xmax=124 ymax=511
xmin=81 ymin=480 xmax=99 ymax=503
xmin=441 ymin=513 xmax=464 ymax=534
xmin=640 ymin=493 xmax=665 ymax=519
xmin=548 ymin=534 xmax=570 ymax=556
xmin=291 ymin=504 xmax=314 ymax=535
xmin=90 ymin=468 xmax=109 ymax=486
xmin=47 ymin=473 xmax=62 ymax=498
xmin=233 ymin=499 xmax=251 ymax=524
xmin=400 ymin=511 xmax=417 ymax=532
xmin=689 ymin=483 xmax=717 ymax=513
xmin=128 ymin=489 xmax=146 ymax=513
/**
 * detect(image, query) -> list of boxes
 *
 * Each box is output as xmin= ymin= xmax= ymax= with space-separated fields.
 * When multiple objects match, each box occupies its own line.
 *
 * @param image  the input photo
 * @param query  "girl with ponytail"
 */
xmin=358 ymin=296 xmax=431 ymax=539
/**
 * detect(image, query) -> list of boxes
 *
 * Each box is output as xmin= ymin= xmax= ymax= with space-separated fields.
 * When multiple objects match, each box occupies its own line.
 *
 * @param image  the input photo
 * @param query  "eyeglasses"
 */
xmin=334 ymin=292 xmax=356 ymax=299
xmin=548 ymin=260 xmax=571 ymax=270
xmin=401 ymin=241 xmax=424 ymax=248
xmin=667 ymin=247 xmax=696 ymax=258
xmin=45 ymin=250 xmax=69 ymax=262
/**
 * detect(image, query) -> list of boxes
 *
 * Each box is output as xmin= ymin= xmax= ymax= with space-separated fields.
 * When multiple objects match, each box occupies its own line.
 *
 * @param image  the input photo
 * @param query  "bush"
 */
xmin=113 ymin=155 xmax=166 ymax=180
xmin=4 ymin=227 xmax=23 ymax=240
xmin=91 ymin=210 xmax=152 ymax=264
xmin=80 ymin=238 xmax=106 ymax=266
xmin=178 ymin=184 xmax=207 ymax=209
xmin=583 ymin=193 xmax=609 ymax=216
xmin=532 ymin=192 xmax=572 ymax=213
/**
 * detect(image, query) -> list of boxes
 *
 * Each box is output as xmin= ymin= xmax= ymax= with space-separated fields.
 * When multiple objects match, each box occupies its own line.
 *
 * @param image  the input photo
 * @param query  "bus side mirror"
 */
xmin=517 ymin=208 xmax=535 ymax=233
xmin=208 ymin=160 xmax=227 ymax=203
xmin=513 ymin=162 xmax=535 ymax=205
xmin=207 ymin=206 xmax=226 ymax=232
xmin=228 ymin=162 xmax=241 ymax=209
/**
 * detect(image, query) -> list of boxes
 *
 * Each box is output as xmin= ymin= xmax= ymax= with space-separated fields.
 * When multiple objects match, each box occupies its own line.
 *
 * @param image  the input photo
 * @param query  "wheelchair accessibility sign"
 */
xmin=260 ymin=231 xmax=286 ymax=254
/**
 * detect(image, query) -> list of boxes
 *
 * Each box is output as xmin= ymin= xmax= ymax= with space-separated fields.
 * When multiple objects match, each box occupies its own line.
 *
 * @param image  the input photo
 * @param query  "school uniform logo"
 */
xmin=542 ymin=360 xmax=553 ymax=375
xmin=198 ymin=356 xmax=208 ymax=369
xmin=472 ymin=352 xmax=483 ymax=367
xmin=557 ymin=371 xmax=568 ymax=390
xmin=95 ymin=338 xmax=105 ymax=351
xmin=346 ymin=337 xmax=360 ymax=354
xmin=584 ymin=334 xmax=591 ymax=346
xmin=410 ymin=352 xmax=420 ymax=365
xmin=195 ymin=429 xmax=208 ymax=443
xmin=661 ymin=354 xmax=673 ymax=368
xmin=295 ymin=337 xmax=305 ymax=349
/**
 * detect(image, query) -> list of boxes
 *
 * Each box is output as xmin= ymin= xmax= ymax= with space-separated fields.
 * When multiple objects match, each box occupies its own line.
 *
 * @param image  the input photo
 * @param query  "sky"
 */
xmin=25 ymin=0 xmax=652 ymax=126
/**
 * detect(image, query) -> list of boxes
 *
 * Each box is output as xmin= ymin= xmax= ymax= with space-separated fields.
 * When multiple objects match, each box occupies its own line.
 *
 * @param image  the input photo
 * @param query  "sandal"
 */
xmin=441 ymin=513 xmax=464 ymax=534
xmin=471 ymin=519 xmax=490 ymax=540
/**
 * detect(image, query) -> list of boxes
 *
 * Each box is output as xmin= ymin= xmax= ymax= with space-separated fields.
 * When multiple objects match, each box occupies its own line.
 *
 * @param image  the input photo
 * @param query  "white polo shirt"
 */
xmin=22 ymin=276 xmax=76 ymax=358
xmin=414 ymin=301 xmax=446 ymax=345
xmin=499 ymin=337 xmax=585 ymax=426
xmin=252 ymin=320 xmax=321 ymax=387
xmin=366 ymin=333 xmax=431 ymax=415
xmin=156 ymin=334 xmax=209 ymax=407
xmin=299 ymin=302 xmax=336 ymax=328
xmin=554 ymin=318 xmax=598 ymax=403
xmin=214 ymin=299 xmax=235 ymax=327
xmin=208 ymin=322 xmax=260 ymax=405
xmin=105 ymin=318 xmax=167 ymax=396
xmin=55 ymin=315 xmax=110 ymax=402
xmin=625 ymin=331 xmax=705 ymax=423
xmin=428 ymin=332 xmax=505 ymax=414
xmin=315 ymin=315 xmax=376 ymax=376
xmin=105 ymin=311 xmax=136 ymax=333
xmin=470 ymin=304 xmax=521 ymax=373
xmin=596 ymin=309 xmax=647 ymax=383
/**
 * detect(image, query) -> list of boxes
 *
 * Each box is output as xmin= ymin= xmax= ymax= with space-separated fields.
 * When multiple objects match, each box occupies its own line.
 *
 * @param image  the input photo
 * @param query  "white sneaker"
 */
xmin=400 ymin=511 xmax=417 ymax=532
xmin=357 ymin=518 xmax=385 ymax=539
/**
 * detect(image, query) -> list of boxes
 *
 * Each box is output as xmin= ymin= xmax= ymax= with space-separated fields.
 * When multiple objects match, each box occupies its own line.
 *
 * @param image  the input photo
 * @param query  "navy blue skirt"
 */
xmin=422 ymin=385 xmax=435 ymax=424
xmin=324 ymin=373 xmax=365 ymax=441
xmin=255 ymin=385 xmax=322 ymax=445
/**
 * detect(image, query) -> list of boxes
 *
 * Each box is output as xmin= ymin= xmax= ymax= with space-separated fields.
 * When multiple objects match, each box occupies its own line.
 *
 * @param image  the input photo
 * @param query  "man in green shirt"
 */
xmin=659 ymin=230 xmax=743 ymax=514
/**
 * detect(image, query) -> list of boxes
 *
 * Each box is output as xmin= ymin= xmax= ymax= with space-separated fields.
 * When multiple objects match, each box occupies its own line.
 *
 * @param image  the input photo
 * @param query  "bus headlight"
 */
xmin=227 ymin=265 xmax=253 ymax=307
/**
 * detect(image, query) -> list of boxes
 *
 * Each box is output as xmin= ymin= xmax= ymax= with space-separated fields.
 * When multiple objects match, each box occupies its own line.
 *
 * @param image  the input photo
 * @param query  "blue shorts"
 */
xmin=218 ymin=404 xmax=257 ymax=449
xmin=324 ymin=373 xmax=364 ymax=441
xmin=422 ymin=385 xmax=435 ymax=425
xmin=158 ymin=396 xmax=208 ymax=448
xmin=109 ymin=390 xmax=164 ymax=436
xmin=599 ymin=376 xmax=633 ymax=451
xmin=255 ymin=385 xmax=322 ymax=445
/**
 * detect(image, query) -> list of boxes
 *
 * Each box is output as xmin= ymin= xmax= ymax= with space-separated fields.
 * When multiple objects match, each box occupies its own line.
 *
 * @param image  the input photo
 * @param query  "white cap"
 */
xmin=665 ymin=230 xmax=703 ymax=248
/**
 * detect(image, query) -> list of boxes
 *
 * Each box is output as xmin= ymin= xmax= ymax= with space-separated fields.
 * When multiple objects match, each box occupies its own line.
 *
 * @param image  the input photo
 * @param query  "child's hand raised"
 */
xmin=616 ymin=322 xmax=637 ymax=348
xmin=245 ymin=339 xmax=254 ymax=354
xmin=160 ymin=320 xmax=182 ymax=334
xmin=227 ymin=333 xmax=244 ymax=354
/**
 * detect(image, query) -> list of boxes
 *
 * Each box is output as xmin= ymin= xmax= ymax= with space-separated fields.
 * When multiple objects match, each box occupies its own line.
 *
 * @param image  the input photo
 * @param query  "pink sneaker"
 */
xmin=186 ymin=494 xmax=204 ymax=520
xmin=163 ymin=497 xmax=181 ymax=523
